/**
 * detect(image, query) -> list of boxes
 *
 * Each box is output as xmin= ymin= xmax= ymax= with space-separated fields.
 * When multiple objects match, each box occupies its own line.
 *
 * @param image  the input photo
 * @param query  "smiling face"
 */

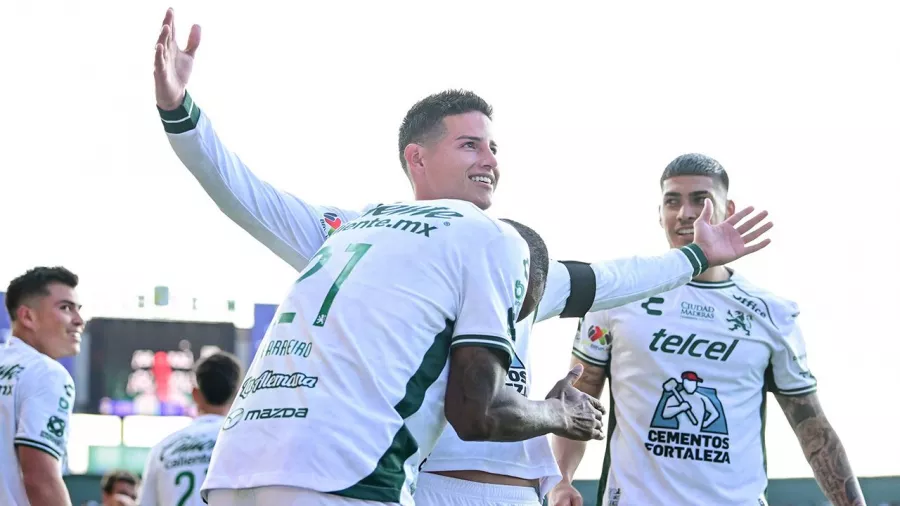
xmin=405 ymin=111 xmax=499 ymax=209
xmin=15 ymin=282 xmax=84 ymax=359
xmin=659 ymin=175 xmax=735 ymax=248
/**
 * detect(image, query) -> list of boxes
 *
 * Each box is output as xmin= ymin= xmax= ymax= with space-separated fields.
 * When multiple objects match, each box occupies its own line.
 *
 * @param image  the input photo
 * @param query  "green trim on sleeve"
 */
xmin=680 ymin=243 xmax=709 ymax=277
xmin=157 ymin=91 xmax=201 ymax=134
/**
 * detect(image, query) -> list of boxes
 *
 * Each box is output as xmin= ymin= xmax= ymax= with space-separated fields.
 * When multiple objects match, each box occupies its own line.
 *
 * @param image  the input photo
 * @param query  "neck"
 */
xmin=692 ymin=265 xmax=731 ymax=283
xmin=198 ymin=405 xmax=230 ymax=417
xmin=11 ymin=329 xmax=50 ymax=358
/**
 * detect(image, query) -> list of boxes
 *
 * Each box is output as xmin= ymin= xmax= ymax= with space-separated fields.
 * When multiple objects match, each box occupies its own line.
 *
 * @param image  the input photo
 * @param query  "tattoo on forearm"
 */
xmin=777 ymin=394 xmax=865 ymax=506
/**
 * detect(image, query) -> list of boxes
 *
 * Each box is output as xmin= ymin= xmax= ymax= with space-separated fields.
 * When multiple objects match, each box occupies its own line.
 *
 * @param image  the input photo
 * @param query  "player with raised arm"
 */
xmin=0 ymin=266 xmax=83 ymax=506
xmin=549 ymin=154 xmax=865 ymax=506
xmin=198 ymin=200 xmax=603 ymax=506
xmin=152 ymin=9 xmax=773 ymax=505
xmin=138 ymin=352 xmax=243 ymax=506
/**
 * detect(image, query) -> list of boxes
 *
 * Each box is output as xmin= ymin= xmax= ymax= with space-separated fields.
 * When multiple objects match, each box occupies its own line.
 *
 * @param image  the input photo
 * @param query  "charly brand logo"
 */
xmin=641 ymin=297 xmax=664 ymax=316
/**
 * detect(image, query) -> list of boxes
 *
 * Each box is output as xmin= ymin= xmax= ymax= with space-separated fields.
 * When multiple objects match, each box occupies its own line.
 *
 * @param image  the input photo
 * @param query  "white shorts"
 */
xmin=413 ymin=473 xmax=541 ymax=506
xmin=207 ymin=487 xmax=399 ymax=506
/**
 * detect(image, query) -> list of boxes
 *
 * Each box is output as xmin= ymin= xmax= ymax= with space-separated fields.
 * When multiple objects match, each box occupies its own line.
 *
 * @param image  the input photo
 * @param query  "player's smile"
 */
xmin=468 ymin=173 xmax=495 ymax=191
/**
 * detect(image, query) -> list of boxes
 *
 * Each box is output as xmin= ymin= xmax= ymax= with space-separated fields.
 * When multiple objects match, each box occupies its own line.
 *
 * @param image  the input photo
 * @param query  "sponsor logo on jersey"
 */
xmin=263 ymin=339 xmax=313 ymax=358
xmin=645 ymin=371 xmax=731 ymax=464
xmin=732 ymin=294 xmax=769 ymax=319
xmin=360 ymin=203 xmax=465 ymax=220
xmin=334 ymin=217 xmax=445 ymax=237
xmin=505 ymin=352 xmax=528 ymax=396
xmin=159 ymin=434 xmax=216 ymax=469
xmin=649 ymin=329 xmax=738 ymax=362
xmin=0 ymin=363 xmax=25 ymax=381
xmin=219 ymin=406 xmax=309 ymax=431
xmin=588 ymin=325 xmax=609 ymax=345
xmin=238 ymin=369 xmax=318 ymax=399
xmin=40 ymin=416 xmax=67 ymax=447
xmin=641 ymin=297 xmax=664 ymax=316
xmin=726 ymin=309 xmax=753 ymax=336
xmin=680 ymin=301 xmax=715 ymax=321
xmin=322 ymin=212 xmax=343 ymax=236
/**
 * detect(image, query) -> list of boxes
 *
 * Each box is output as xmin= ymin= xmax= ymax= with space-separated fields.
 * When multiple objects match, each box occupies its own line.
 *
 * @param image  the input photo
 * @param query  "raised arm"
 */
xmin=538 ymin=200 xmax=772 ymax=322
xmin=153 ymin=9 xmax=362 ymax=271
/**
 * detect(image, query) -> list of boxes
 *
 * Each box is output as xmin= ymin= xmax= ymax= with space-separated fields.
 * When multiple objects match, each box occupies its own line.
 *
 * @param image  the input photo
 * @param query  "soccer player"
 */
xmin=199 ymin=198 xmax=604 ymax=505
xmin=549 ymin=154 xmax=865 ymax=506
xmin=0 ymin=266 xmax=83 ymax=506
xmin=152 ymin=9 xmax=774 ymax=506
xmin=138 ymin=352 xmax=243 ymax=506
xmin=100 ymin=469 xmax=140 ymax=506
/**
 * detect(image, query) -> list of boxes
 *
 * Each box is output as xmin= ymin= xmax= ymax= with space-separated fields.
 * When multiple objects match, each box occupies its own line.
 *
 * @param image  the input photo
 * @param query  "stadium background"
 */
xmin=2 ymin=288 xmax=897 ymax=506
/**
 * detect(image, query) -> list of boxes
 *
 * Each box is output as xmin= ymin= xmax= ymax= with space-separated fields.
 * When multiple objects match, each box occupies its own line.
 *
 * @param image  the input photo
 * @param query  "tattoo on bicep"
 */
xmin=777 ymin=394 xmax=864 ymax=506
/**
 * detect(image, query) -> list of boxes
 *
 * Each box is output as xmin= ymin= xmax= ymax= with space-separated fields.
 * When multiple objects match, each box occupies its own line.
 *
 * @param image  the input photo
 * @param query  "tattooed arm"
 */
xmin=775 ymin=393 xmax=865 ymax=506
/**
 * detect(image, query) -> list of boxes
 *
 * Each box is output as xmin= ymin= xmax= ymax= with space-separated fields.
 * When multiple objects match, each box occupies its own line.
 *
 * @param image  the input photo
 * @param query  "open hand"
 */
xmin=692 ymin=199 xmax=773 ymax=267
xmin=545 ymin=364 xmax=606 ymax=441
xmin=154 ymin=8 xmax=201 ymax=110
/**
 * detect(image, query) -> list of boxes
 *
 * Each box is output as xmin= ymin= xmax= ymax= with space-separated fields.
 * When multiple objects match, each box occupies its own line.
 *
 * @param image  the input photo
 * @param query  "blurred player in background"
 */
xmin=100 ymin=469 xmax=139 ymax=506
xmin=138 ymin=352 xmax=243 ymax=506
xmin=152 ymin=8 xmax=775 ymax=506
xmin=0 ymin=266 xmax=83 ymax=506
xmin=550 ymin=154 xmax=865 ymax=506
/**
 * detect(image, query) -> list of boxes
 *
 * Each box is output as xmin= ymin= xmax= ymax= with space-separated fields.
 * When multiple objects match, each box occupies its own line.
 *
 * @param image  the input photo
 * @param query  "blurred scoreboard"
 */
xmin=84 ymin=318 xmax=236 ymax=417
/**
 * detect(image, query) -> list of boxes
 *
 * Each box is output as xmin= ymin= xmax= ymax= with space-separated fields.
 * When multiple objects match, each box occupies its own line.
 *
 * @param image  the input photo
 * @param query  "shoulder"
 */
xmin=730 ymin=272 xmax=800 ymax=330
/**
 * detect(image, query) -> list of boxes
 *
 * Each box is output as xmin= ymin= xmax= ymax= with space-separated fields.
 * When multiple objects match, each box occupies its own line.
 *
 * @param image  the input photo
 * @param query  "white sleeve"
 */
xmin=571 ymin=311 xmax=612 ymax=367
xmin=450 ymin=231 xmax=530 ymax=368
xmin=535 ymin=244 xmax=707 ymax=322
xmin=138 ymin=446 xmax=160 ymax=506
xmin=14 ymin=364 xmax=75 ymax=461
xmin=768 ymin=302 xmax=818 ymax=396
xmin=158 ymin=91 xmax=365 ymax=272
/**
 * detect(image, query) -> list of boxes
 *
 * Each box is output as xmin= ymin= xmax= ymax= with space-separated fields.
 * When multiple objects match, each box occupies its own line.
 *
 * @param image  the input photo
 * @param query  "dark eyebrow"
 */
xmin=59 ymin=299 xmax=82 ymax=309
xmin=456 ymin=135 xmax=498 ymax=152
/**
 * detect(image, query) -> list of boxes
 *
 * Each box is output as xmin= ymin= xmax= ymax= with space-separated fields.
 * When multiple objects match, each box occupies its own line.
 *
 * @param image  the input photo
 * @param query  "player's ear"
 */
xmin=191 ymin=387 xmax=202 ymax=407
xmin=404 ymin=143 xmax=426 ymax=178
xmin=15 ymin=304 xmax=38 ymax=331
xmin=725 ymin=199 xmax=736 ymax=218
xmin=658 ymin=205 xmax=663 ymax=228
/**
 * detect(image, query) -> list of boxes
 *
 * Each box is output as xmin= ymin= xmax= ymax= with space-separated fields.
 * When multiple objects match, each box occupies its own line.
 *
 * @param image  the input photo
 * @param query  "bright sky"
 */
xmin=4 ymin=0 xmax=899 ymax=480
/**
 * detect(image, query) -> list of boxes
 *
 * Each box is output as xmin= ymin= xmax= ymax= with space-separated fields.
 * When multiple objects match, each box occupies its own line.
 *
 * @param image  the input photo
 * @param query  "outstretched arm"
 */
xmin=153 ymin=8 xmax=363 ymax=271
xmin=776 ymin=393 xmax=865 ymax=506
xmin=538 ymin=200 xmax=772 ymax=323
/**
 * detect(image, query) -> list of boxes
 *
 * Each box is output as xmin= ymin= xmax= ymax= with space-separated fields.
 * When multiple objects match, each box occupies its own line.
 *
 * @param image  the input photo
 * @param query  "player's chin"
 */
xmin=670 ymin=232 xmax=694 ymax=248
xmin=467 ymin=188 xmax=494 ymax=210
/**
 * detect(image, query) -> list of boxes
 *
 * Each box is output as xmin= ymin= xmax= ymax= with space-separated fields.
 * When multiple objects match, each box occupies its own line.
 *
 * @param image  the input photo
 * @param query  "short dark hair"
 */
xmin=500 ymin=218 xmax=549 ymax=322
xmin=101 ymin=469 xmax=138 ymax=494
xmin=5 ymin=266 xmax=79 ymax=322
xmin=660 ymin=153 xmax=729 ymax=193
xmin=195 ymin=351 xmax=243 ymax=406
xmin=397 ymin=90 xmax=494 ymax=175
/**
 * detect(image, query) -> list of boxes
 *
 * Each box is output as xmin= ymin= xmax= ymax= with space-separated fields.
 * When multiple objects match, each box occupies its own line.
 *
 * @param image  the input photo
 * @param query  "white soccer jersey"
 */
xmin=201 ymin=199 xmax=531 ymax=505
xmin=138 ymin=414 xmax=224 ymax=506
xmin=573 ymin=271 xmax=817 ymax=506
xmin=159 ymin=92 xmax=715 ymax=500
xmin=0 ymin=337 xmax=76 ymax=506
